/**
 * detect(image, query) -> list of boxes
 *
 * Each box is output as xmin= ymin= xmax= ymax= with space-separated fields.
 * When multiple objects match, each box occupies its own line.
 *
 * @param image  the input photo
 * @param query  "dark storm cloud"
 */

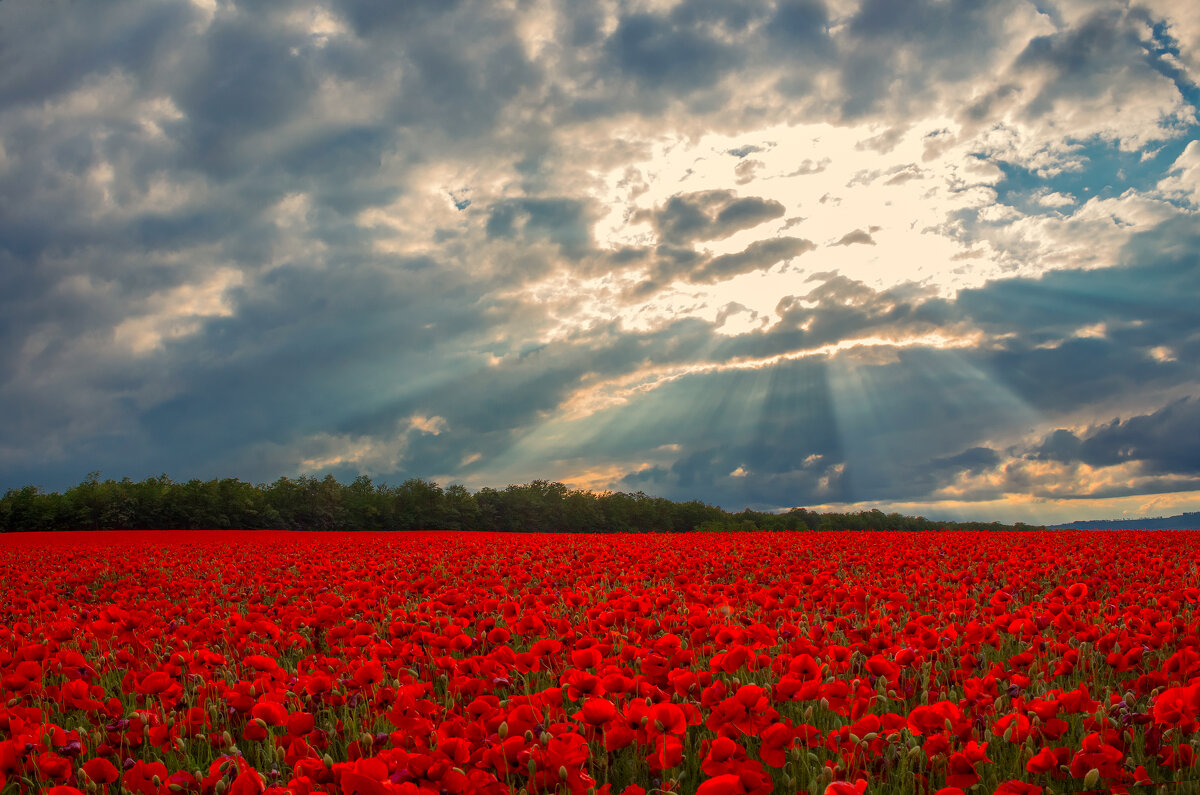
xmin=0 ymin=1 xmax=196 ymax=108
xmin=836 ymin=0 xmax=1030 ymax=119
xmin=693 ymin=237 xmax=815 ymax=282
xmin=627 ymin=235 xmax=814 ymax=296
xmin=485 ymin=198 xmax=599 ymax=260
xmin=603 ymin=11 xmax=745 ymax=95
xmin=0 ymin=0 xmax=548 ymax=480
xmin=1014 ymin=9 xmax=1155 ymax=121
xmin=331 ymin=0 xmax=464 ymax=36
xmin=1030 ymin=399 xmax=1200 ymax=475
xmin=831 ymin=229 xmax=876 ymax=246
xmin=172 ymin=23 xmax=319 ymax=172
xmin=767 ymin=0 xmax=832 ymax=51
xmin=931 ymin=447 xmax=1002 ymax=475
xmin=636 ymin=190 xmax=786 ymax=245
xmin=598 ymin=343 xmax=1026 ymax=509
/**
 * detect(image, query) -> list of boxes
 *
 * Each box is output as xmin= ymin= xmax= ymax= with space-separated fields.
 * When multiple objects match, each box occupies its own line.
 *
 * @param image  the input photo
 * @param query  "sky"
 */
xmin=1 ymin=0 xmax=1199 ymax=524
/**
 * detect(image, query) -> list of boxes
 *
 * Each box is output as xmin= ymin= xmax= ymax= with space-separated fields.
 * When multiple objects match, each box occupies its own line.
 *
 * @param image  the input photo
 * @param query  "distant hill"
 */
xmin=1048 ymin=511 xmax=1200 ymax=530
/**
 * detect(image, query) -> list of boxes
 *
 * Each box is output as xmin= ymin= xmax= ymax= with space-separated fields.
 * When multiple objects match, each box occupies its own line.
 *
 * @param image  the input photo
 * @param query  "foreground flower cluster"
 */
xmin=2 ymin=530 xmax=1199 ymax=795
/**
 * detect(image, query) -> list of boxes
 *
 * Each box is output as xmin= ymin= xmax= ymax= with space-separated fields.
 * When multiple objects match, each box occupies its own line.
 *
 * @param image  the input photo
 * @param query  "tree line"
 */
xmin=0 ymin=473 xmax=1046 ymax=533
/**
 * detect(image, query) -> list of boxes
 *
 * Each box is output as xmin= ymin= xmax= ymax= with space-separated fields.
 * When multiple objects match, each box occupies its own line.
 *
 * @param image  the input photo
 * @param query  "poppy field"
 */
xmin=2 ymin=530 xmax=1200 ymax=795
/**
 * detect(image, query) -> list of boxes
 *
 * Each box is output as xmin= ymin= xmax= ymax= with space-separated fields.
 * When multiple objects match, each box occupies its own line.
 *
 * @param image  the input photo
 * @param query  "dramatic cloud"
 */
xmin=1 ymin=0 xmax=1198 ymax=524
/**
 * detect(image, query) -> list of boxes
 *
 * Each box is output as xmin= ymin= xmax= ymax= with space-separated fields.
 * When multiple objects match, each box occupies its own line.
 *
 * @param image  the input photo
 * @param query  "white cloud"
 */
xmin=1038 ymin=190 xmax=1076 ymax=208
xmin=112 ymin=268 xmax=244 ymax=356
xmin=409 ymin=415 xmax=448 ymax=435
xmin=1157 ymin=140 xmax=1200 ymax=207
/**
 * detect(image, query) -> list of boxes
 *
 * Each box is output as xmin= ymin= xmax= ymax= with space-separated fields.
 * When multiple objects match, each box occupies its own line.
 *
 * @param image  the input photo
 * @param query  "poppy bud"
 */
xmin=540 ymin=731 xmax=551 ymax=746
xmin=1083 ymin=769 xmax=1100 ymax=789
xmin=254 ymin=718 xmax=268 ymax=730
xmin=862 ymin=732 xmax=878 ymax=742
xmin=169 ymin=785 xmax=185 ymax=793
xmin=323 ymin=754 xmax=334 ymax=767
xmin=524 ymin=730 xmax=534 ymax=742
xmin=1003 ymin=726 xmax=1013 ymax=742
xmin=215 ymin=781 xmax=229 ymax=795
xmin=908 ymin=747 xmax=923 ymax=762
xmin=654 ymin=720 xmax=665 ymax=732
xmin=222 ymin=730 xmax=233 ymax=747
xmin=498 ymin=721 xmax=509 ymax=739
xmin=528 ymin=758 xmax=537 ymax=777
xmin=559 ymin=766 xmax=568 ymax=782
xmin=820 ymin=698 xmax=830 ymax=710
xmin=849 ymin=733 xmax=862 ymax=746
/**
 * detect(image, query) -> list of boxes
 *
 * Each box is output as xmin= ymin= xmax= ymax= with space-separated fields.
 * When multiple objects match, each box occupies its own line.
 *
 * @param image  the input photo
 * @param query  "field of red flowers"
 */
xmin=2 ymin=530 xmax=1199 ymax=795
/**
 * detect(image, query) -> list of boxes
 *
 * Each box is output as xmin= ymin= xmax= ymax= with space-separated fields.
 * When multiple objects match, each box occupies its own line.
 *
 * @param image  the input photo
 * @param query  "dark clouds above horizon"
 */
xmin=2 ymin=0 xmax=1199 ymax=523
